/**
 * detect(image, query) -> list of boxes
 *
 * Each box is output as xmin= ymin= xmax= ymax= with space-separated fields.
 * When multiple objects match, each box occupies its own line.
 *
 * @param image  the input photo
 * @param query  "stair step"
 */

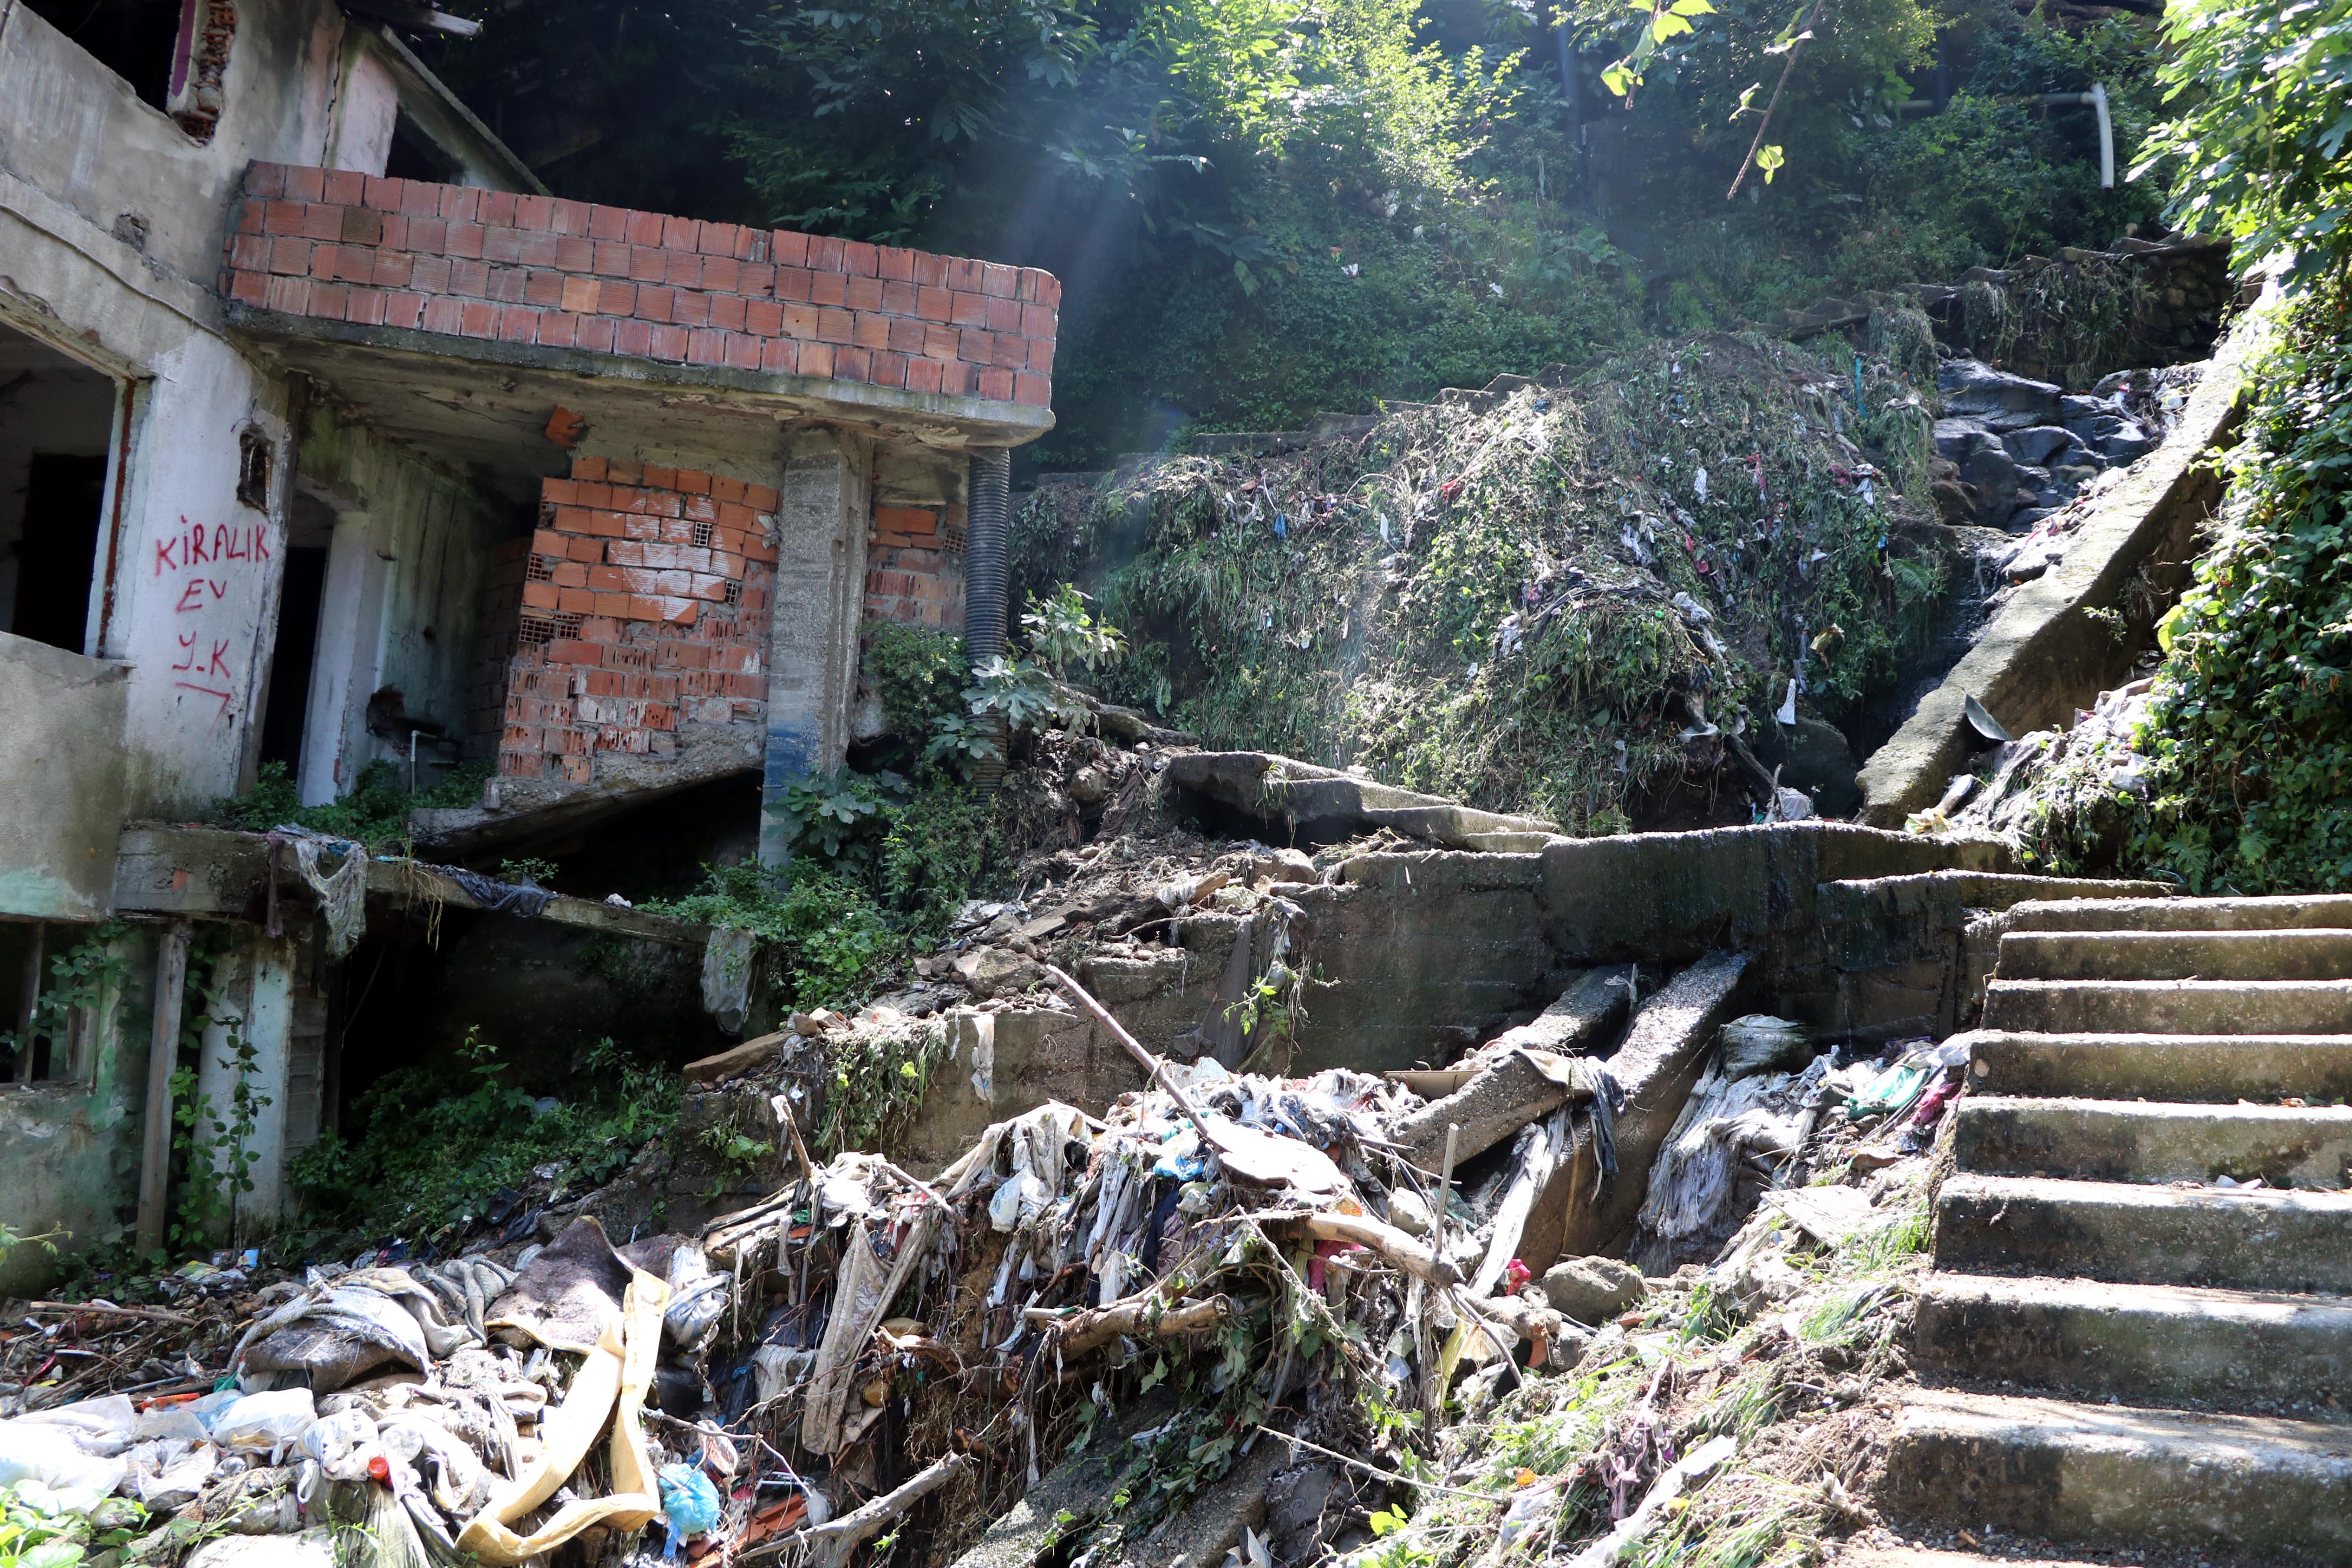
xmin=1883 ymin=1387 xmax=2352 ymax=1561
xmin=1966 ymin=1032 xmax=2352 ymax=1103
xmin=2004 ymin=894 xmax=2352 ymax=934
xmin=1912 ymin=1273 xmax=2352 ymax=1406
xmin=1952 ymin=1096 xmax=2352 ymax=1187
xmin=1830 ymin=1551 xmax=2105 ymax=1568
xmin=1934 ymin=1173 xmax=2352 ymax=1292
xmin=1982 ymin=978 xmax=2352 ymax=1036
xmin=1998 ymin=928 xmax=2352 ymax=982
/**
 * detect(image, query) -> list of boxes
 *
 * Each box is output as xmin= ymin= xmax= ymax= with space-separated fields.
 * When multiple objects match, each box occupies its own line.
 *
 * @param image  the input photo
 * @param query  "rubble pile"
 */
xmin=1933 ymin=357 xmax=2204 ymax=575
xmin=1 ymin=968 xmax=1977 ymax=1568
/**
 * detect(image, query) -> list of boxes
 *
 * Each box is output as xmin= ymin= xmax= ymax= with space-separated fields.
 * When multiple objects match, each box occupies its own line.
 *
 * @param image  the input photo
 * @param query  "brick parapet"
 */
xmin=223 ymin=164 xmax=1058 ymax=409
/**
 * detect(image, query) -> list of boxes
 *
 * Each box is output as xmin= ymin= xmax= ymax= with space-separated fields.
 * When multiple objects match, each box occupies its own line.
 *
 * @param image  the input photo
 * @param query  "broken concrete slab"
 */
xmin=684 ymin=1033 xmax=788 ymax=1084
xmin=1389 ymin=966 xmax=1634 ymax=1170
xmin=1166 ymin=751 xmax=1559 ymax=851
xmin=1525 ymin=950 xmax=1751 ymax=1268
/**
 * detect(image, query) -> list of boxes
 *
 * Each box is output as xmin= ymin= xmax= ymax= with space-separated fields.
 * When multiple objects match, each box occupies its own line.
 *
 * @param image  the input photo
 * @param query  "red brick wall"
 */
xmin=496 ymin=458 xmax=776 ymax=784
xmin=864 ymin=504 xmax=966 ymax=631
xmin=223 ymin=164 xmax=1059 ymax=409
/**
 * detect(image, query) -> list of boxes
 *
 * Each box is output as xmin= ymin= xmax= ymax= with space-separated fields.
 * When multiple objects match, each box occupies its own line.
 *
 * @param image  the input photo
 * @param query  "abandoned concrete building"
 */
xmin=0 ymin=0 xmax=1056 ymax=1283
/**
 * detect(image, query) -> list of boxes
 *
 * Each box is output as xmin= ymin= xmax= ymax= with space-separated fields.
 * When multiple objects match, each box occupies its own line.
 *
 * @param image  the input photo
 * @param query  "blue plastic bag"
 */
xmin=658 ymin=1462 xmax=721 ymax=1557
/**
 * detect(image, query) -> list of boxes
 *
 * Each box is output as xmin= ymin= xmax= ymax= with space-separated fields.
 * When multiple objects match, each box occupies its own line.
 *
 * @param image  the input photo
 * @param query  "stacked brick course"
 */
xmin=864 ymin=504 xmax=966 ymax=631
xmin=496 ymin=458 xmax=775 ymax=783
xmin=222 ymin=164 xmax=1059 ymax=408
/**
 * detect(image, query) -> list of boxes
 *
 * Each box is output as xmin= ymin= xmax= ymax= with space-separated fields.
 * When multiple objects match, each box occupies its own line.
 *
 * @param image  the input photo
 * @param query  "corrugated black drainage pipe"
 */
xmin=965 ymin=447 xmax=1012 ymax=793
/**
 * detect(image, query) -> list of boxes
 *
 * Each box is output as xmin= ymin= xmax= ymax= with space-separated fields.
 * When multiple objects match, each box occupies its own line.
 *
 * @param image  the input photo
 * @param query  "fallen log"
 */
xmin=1292 ymin=1210 xmax=1462 ymax=1288
xmin=1029 ymin=1292 xmax=1239 ymax=1357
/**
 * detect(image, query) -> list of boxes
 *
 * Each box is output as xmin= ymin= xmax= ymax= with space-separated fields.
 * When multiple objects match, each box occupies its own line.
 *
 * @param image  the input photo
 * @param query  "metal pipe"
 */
xmin=1889 ymin=86 xmax=2115 ymax=188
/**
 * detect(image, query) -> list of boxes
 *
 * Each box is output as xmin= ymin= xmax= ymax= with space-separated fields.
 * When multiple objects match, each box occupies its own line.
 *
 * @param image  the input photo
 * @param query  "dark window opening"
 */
xmin=12 ymin=456 xmax=107 ymax=655
xmin=260 ymin=544 xmax=329 ymax=771
xmin=236 ymin=428 xmax=275 ymax=511
xmin=0 ymin=922 xmax=85 ymax=1086
xmin=1 ymin=323 xmax=119 ymax=655
xmin=19 ymin=0 xmax=184 ymax=116
xmin=384 ymin=110 xmax=463 ymax=184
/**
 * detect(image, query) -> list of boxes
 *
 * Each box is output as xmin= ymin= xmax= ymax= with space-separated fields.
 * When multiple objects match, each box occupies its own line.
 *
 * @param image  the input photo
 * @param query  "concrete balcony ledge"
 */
xmin=218 ymin=163 xmax=1056 ymax=445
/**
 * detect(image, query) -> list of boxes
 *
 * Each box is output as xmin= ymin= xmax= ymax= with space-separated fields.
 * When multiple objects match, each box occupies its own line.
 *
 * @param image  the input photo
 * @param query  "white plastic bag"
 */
xmin=0 ymin=1421 xmax=130 ymax=1513
xmin=211 ymin=1388 xmax=316 ymax=1461
xmin=12 ymin=1394 xmax=139 ymax=1456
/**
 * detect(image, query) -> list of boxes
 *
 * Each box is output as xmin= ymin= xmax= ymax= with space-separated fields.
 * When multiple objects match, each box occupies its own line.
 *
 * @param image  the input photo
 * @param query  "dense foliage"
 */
xmin=1020 ymin=330 xmax=1943 ymax=830
xmin=287 ymin=1033 xmax=681 ymax=1240
xmin=424 ymin=0 xmax=2160 ymax=464
xmin=2000 ymin=0 xmax=2352 ymax=893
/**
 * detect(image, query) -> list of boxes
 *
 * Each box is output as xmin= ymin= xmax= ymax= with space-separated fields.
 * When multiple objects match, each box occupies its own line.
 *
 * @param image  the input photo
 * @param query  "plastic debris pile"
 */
xmin=0 ymin=989 xmax=1976 ymax=1568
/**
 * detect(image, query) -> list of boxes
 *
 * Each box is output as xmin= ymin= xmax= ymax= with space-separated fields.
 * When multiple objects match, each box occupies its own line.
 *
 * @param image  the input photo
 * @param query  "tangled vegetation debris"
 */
xmin=1019 ymin=334 xmax=1945 ymax=832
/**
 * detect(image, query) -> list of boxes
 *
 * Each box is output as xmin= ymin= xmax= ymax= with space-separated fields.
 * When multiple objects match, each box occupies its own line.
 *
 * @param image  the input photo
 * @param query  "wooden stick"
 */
xmin=1726 ymin=0 xmax=1824 ymax=201
xmin=1043 ymin=963 xmax=1214 ymax=1136
xmin=1249 ymin=1427 xmax=1511 ymax=1501
xmin=773 ymin=1090 xmax=822 ymax=1187
xmin=791 ymin=1452 xmax=969 ymax=1568
xmin=1028 ymin=1292 xmax=1237 ymax=1358
xmin=1291 ymin=1211 xmax=1462 ymax=1288
xmin=19 ymin=1299 xmax=198 ymax=1327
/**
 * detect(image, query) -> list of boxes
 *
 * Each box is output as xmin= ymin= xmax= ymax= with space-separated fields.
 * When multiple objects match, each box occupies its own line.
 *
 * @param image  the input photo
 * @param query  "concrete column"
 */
xmin=759 ymin=430 xmax=872 ymax=867
xmin=190 ymin=934 xmax=295 ymax=1242
xmin=134 ymin=920 xmax=191 ymax=1255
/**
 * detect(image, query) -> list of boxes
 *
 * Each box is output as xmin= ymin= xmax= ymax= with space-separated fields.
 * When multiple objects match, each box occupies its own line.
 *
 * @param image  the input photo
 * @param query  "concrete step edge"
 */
xmin=1912 ymin=1272 xmax=2352 ymax=1405
xmin=1884 ymin=1386 xmax=2352 ymax=1559
xmin=1950 ymin=1095 xmax=2352 ymax=1187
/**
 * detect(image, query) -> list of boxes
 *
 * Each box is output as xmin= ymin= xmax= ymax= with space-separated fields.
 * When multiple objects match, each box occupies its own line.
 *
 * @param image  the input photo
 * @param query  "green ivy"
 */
xmin=206 ymin=759 xmax=494 ymax=852
xmin=287 ymin=1032 xmax=681 ymax=1242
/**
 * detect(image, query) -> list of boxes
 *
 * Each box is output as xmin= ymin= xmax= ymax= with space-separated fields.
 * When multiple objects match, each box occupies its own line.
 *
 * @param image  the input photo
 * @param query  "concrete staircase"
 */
xmin=1879 ymin=895 xmax=2352 ymax=1566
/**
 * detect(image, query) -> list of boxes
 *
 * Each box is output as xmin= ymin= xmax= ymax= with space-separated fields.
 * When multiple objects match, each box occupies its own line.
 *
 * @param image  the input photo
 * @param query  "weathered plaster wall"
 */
xmin=0 ymin=923 xmax=152 ymax=1296
xmin=0 ymin=0 xmax=319 ymax=286
xmin=295 ymin=407 xmax=515 ymax=803
xmin=0 ymin=633 xmax=130 ymax=919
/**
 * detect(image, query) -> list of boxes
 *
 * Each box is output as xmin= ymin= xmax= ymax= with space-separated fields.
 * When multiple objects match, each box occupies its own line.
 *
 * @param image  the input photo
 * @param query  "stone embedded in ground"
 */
xmin=1540 ymin=1255 xmax=1648 ymax=1324
xmin=2002 ymin=425 xmax=2094 ymax=468
xmin=1937 ymin=360 xmax=2062 ymax=432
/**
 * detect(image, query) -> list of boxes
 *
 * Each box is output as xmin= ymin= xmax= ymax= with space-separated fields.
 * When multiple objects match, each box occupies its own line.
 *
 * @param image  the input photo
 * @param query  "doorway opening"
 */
xmin=260 ymin=495 xmax=335 ymax=772
xmin=0 ymin=324 xmax=119 ymax=657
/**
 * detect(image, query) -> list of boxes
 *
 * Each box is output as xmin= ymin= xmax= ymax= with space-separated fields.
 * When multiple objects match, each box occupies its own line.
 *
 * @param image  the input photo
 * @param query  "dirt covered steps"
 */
xmin=1933 ymin=1172 xmax=2352 ymax=1293
xmin=1966 ymin=1031 xmax=2352 ymax=1102
xmin=1981 ymin=977 xmax=2352 ymax=1035
xmin=1882 ymin=1389 xmax=2352 ymax=1563
xmin=1913 ymin=1273 xmax=2352 ymax=1406
xmin=1951 ymin=1095 xmax=2352 ymax=1187
xmin=1997 ymin=926 xmax=2352 ymax=981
